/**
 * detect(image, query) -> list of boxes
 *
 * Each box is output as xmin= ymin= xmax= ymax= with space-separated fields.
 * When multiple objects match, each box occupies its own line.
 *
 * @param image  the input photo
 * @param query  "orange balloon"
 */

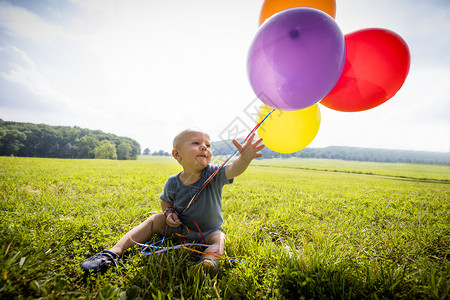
xmin=259 ymin=0 xmax=336 ymax=25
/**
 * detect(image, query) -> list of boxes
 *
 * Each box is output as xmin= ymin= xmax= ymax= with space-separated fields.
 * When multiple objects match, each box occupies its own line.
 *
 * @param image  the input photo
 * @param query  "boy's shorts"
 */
xmin=170 ymin=226 xmax=223 ymax=243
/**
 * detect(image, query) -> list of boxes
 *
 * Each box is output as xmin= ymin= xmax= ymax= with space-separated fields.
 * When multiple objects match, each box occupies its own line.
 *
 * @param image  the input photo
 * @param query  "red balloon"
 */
xmin=320 ymin=28 xmax=410 ymax=112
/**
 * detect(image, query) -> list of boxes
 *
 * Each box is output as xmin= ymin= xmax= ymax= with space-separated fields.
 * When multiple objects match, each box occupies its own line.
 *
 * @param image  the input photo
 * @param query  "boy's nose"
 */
xmin=199 ymin=143 xmax=210 ymax=151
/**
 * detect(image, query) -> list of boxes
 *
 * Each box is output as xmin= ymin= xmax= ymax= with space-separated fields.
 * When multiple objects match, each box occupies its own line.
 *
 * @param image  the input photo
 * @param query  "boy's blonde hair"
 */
xmin=173 ymin=128 xmax=210 ymax=149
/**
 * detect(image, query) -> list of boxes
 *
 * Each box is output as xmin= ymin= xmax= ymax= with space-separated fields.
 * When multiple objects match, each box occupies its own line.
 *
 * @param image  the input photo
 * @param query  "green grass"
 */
xmin=0 ymin=156 xmax=449 ymax=299
xmin=252 ymin=157 xmax=450 ymax=181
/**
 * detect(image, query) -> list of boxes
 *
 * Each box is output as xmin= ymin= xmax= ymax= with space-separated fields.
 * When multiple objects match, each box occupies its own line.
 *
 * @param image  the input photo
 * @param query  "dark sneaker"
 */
xmin=81 ymin=250 xmax=119 ymax=273
xmin=189 ymin=258 xmax=219 ymax=277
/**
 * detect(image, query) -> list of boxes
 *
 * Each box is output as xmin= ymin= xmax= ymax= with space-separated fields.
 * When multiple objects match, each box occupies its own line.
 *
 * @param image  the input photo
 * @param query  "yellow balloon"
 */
xmin=257 ymin=104 xmax=321 ymax=153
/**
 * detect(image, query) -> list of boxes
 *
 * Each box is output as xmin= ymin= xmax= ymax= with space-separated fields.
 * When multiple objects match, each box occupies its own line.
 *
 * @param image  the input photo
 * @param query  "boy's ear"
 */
xmin=172 ymin=148 xmax=181 ymax=161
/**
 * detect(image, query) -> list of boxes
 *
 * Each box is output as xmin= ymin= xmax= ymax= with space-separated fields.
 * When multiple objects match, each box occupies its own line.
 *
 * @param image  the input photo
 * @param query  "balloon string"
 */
xmin=178 ymin=108 xmax=276 ymax=214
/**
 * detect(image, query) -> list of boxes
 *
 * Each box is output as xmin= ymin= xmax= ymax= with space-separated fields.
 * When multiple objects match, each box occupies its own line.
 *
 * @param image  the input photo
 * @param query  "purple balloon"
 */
xmin=247 ymin=7 xmax=346 ymax=111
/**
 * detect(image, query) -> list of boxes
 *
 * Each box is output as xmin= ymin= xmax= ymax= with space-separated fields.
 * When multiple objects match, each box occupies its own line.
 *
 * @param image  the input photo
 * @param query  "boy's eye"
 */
xmin=192 ymin=141 xmax=211 ymax=148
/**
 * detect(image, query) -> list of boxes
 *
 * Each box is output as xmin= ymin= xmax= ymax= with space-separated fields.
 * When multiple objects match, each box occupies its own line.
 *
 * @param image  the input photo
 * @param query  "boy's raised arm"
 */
xmin=225 ymin=133 xmax=264 ymax=180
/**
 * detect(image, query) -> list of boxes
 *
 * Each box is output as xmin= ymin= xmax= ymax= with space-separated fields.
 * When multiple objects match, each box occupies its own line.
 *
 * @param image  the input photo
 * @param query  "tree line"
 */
xmin=3 ymin=119 xmax=446 ymax=165
xmin=0 ymin=120 xmax=140 ymax=160
xmin=142 ymin=148 xmax=170 ymax=156
xmin=211 ymin=140 xmax=449 ymax=165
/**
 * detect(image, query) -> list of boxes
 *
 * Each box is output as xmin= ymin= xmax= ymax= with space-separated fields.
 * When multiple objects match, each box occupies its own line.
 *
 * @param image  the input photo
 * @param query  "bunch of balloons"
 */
xmin=247 ymin=0 xmax=410 ymax=153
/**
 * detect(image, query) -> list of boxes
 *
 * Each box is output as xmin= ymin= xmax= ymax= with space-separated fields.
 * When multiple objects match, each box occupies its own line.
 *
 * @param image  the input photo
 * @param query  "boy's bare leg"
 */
xmin=203 ymin=231 xmax=225 ymax=262
xmin=110 ymin=213 xmax=167 ymax=255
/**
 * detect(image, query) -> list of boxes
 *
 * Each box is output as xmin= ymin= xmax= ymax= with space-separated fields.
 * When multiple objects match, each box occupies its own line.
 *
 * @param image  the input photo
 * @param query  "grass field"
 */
xmin=0 ymin=156 xmax=449 ymax=299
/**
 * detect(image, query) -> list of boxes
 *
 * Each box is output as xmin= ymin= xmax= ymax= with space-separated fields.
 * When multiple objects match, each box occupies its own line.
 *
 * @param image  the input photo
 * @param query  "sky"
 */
xmin=0 ymin=0 xmax=449 ymax=153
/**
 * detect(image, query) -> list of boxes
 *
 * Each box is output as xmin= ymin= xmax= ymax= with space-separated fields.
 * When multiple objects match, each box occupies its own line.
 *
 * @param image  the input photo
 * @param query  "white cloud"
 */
xmin=0 ymin=2 xmax=67 ymax=42
xmin=0 ymin=45 xmax=68 ymax=110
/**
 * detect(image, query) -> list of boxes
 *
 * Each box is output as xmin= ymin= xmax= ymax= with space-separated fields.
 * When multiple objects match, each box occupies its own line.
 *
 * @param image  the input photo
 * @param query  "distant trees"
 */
xmin=2 ymin=119 xmax=448 ymax=165
xmin=77 ymin=136 xmax=98 ymax=158
xmin=0 ymin=120 xmax=140 ymax=160
xmin=288 ymin=146 xmax=449 ymax=165
xmin=0 ymin=129 xmax=26 ymax=156
xmin=95 ymin=140 xmax=118 ymax=159
xmin=211 ymin=140 xmax=449 ymax=165
xmin=142 ymin=148 xmax=151 ymax=156
xmin=152 ymin=150 xmax=170 ymax=156
xmin=141 ymin=147 xmax=170 ymax=157
xmin=117 ymin=142 xmax=132 ymax=160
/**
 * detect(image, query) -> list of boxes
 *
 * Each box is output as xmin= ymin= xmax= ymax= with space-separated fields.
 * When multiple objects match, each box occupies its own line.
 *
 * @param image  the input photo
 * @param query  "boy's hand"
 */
xmin=232 ymin=133 xmax=265 ymax=161
xmin=166 ymin=212 xmax=181 ymax=228
xmin=226 ymin=133 xmax=265 ymax=180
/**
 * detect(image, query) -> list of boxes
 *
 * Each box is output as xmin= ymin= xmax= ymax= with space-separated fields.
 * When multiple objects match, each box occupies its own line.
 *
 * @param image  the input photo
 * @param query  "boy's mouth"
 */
xmin=197 ymin=153 xmax=210 ymax=160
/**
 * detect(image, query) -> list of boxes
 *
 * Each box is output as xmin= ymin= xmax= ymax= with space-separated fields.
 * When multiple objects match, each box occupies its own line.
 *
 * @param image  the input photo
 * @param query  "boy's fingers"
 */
xmin=168 ymin=219 xmax=181 ymax=226
xmin=247 ymin=133 xmax=256 ymax=144
xmin=242 ymin=133 xmax=254 ymax=147
xmin=253 ymin=137 xmax=263 ymax=146
xmin=256 ymin=144 xmax=265 ymax=152
xmin=232 ymin=139 xmax=242 ymax=150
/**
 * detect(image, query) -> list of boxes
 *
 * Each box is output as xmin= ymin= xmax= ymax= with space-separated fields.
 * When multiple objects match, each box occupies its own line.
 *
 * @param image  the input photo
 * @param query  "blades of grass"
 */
xmin=19 ymin=256 xmax=26 ymax=268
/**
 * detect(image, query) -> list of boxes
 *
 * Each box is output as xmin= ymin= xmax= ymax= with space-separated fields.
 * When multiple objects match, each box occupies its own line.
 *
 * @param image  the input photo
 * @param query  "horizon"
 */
xmin=2 ymin=117 xmax=448 ymax=155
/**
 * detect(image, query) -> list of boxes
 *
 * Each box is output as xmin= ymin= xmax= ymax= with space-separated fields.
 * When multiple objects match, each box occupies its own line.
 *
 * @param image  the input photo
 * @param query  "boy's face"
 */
xmin=173 ymin=131 xmax=212 ymax=171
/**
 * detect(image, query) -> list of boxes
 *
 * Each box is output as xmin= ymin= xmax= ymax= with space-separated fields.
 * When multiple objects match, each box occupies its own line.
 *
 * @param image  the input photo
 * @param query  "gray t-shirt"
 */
xmin=160 ymin=164 xmax=233 ymax=232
